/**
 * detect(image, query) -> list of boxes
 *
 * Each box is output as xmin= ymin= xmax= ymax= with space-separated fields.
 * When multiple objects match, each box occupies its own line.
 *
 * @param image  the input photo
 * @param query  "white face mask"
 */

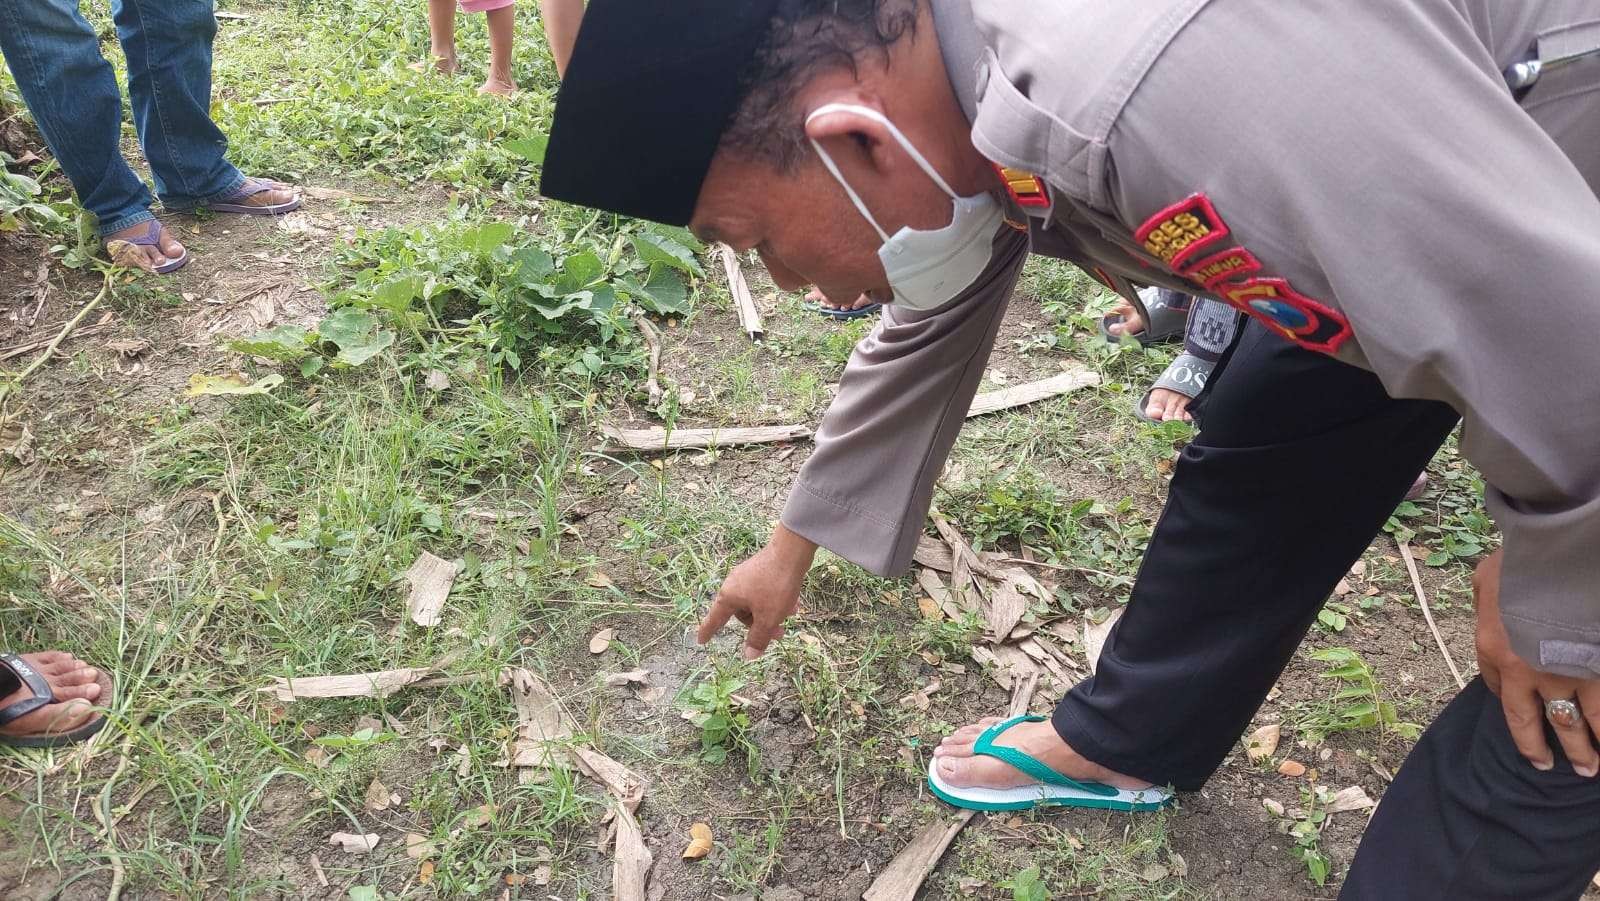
xmin=806 ymin=103 xmax=1004 ymax=311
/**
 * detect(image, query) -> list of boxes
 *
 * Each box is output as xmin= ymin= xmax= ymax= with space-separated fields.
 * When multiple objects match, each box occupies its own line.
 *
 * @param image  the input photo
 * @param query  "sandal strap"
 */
xmin=1149 ymin=352 xmax=1214 ymax=400
xmin=972 ymin=715 xmax=1121 ymax=798
xmin=217 ymin=177 xmax=275 ymax=204
xmin=109 ymin=220 xmax=165 ymax=248
xmin=0 ymin=653 xmax=54 ymax=726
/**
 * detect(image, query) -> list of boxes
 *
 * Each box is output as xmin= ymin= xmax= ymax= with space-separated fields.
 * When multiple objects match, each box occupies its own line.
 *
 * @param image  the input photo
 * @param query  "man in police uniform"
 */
xmin=541 ymin=1 xmax=1600 ymax=895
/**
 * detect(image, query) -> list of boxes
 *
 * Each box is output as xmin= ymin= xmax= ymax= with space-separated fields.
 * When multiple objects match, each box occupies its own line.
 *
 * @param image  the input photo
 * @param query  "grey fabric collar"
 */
xmin=930 ymin=0 xmax=985 ymax=125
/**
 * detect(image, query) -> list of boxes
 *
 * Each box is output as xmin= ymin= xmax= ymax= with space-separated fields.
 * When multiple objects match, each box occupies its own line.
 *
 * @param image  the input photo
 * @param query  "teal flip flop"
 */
xmin=926 ymin=715 xmax=1174 ymax=812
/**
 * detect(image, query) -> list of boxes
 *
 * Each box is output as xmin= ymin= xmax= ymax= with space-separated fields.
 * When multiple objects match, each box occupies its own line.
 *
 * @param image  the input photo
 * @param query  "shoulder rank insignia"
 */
xmin=1218 ymin=277 xmax=1353 ymax=355
xmin=994 ymin=164 xmax=1050 ymax=210
xmin=1135 ymin=193 xmax=1229 ymax=270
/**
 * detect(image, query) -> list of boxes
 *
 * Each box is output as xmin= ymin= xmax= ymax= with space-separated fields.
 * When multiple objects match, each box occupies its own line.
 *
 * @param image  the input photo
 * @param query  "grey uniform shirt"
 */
xmin=781 ymin=0 xmax=1600 ymax=678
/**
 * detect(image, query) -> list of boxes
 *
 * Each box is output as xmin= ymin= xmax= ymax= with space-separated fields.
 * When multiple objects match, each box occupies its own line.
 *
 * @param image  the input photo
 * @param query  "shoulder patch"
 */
xmin=1217 ymin=277 xmax=1352 ymax=355
xmin=1135 ymin=193 xmax=1229 ymax=269
xmin=1179 ymin=246 xmax=1261 ymax=291
xmin=994 ymin=164 xmax=1050 ymax=210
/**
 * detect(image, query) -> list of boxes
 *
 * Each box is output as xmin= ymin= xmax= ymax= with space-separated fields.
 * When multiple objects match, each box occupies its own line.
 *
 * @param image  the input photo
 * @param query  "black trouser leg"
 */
xmin=1052 ymin=322 xmax=1460 ymax=790
xmin=1342 ymin=678 xmax=1600 ymax=901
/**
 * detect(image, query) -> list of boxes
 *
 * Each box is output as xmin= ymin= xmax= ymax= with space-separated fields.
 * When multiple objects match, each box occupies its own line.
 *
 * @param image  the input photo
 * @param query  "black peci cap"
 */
xmin=540 ymin=0 xmax=781 ymax=226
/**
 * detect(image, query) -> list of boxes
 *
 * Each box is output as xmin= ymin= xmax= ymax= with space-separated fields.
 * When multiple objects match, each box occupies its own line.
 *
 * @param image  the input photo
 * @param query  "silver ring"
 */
xmin=1546 ymin=697 xmax=1582 ymax=730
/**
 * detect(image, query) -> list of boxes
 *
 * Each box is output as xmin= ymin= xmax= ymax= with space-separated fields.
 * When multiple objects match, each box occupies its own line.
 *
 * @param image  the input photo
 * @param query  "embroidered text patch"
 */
xmin=1179 ymin=246 xmax=1261 ymax=291
xmin=1135 ymin=194 xmax=1229 ymax=269
xmin=1218 ymin=277 xmax=1352 ymax=355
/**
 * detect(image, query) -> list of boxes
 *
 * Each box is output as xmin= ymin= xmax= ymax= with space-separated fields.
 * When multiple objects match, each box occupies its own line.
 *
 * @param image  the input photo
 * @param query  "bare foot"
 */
xmin=1104 ymin=298 xmax=1146 ymax=338
xmin=477 ymin=78 xmax=519 ymax=97
xmin=410 ymin=54 xmax=460 ymax=75
xmin=806 ymin=287 xmax=876 ymax=313
xmin=0 ymin=652 xmax=105 ymax=741
xmin=1144 ymin=387 xmax=1194 ymax=423
xmin=932 ymin=716 xmax=1152 ymax=791
xmin=104 ymin=220 xmax=185 ymax=273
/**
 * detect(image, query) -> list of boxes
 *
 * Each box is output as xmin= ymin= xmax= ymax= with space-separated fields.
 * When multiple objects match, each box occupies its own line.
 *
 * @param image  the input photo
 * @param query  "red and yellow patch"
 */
xmin=1179 ymin=246 xmax=1261 ymax=291
xmin=1135 ymin=193 xmax=1229 ymax=269
xmin=1217 ymin=277 xmax=1352 ymax=355
xmin=993 ymin=164 xmax=1049 ymax=209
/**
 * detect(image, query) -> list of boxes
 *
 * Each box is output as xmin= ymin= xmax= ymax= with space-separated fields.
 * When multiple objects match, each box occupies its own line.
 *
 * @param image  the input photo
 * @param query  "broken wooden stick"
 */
xmin=1398 ymin=539 xmax=1466 ymax=689
xmin=266 ymin=666 xmax=439 ymax=702
xmin=299 ymin=185 xmax=396 ymax=204
xmin=863 ymin=660 xmax=1039 ymax=901
xmin=404 ymin=551 xmax=459 ymax=627
xmin=599 ymin=423 xmax=811 ymax=451
xmin=598 ymin=369 xmax=1094 ymax=453
xmin=502 ymin=667 xmax=577 ymax=774
xmin=717 ymin=244 xmax=764 ymax=341
xmin=966 ymin=366 xmax=1100 ymax=418
xmin=862 ymin=811 xmax=974 ymax=901
xmin=631 ymin=312 xmax=666 ymax=406
xmin=611 ymin=803 xmax=653 ymax=901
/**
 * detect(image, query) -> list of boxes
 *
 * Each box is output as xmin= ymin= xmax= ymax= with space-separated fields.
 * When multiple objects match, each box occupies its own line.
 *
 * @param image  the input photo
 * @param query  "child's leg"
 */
xmin=539 ymin=0 xmax=583 ymax=78
xmin=412 ymin=0 xmax=459 ymax=73
xmin=479 ymin=3 xmax=517 ymax=95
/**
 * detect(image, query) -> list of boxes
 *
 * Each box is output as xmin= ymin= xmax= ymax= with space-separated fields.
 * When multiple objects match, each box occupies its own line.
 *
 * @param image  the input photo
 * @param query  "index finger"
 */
xmin=697 ymin=594 xmax=738 ymax=646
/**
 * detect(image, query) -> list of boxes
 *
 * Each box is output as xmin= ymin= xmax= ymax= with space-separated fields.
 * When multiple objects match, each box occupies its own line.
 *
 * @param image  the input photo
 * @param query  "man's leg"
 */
xmin=110 ymin=0 xmax=244 ymax=207
xmin=0 ymin=0 xmax=154 ymax=237
xmin=934 ymin=322 xmax=1459 ymax=790
xmin=1342 ymin=678 xmax=1600 ymax=900
xmin=1054 ymin=322 xmax=1462 ymax=790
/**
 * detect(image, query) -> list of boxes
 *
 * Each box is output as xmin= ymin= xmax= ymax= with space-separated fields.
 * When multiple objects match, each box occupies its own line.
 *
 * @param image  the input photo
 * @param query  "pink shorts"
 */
xmin=458 ymin=0 xmax=512 ymax=11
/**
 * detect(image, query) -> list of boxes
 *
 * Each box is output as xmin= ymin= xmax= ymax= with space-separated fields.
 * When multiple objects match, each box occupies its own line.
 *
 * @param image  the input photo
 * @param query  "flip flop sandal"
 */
xmin=189 ymin=176 xmax=303 ymax=215
xmin=927 ymin=715 xmax=1174 ymax=813
xmin=810 ymin=300 xmax=883 ymax=321
xmin=1134 ymin=352 xmax=1213 ymax=424
xmin=0 ymin=652 xmax=113 ymax=749
xmin=1100 ymin=287 xmax=1193 ymax=347
xmin=103 ymin=220 xmax=189 ymax=274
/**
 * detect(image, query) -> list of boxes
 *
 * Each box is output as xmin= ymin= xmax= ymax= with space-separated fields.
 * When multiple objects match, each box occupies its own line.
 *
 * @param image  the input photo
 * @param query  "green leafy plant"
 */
xmin=228 ymin=308 xmax=396 ymax=375
xmin=1006 ymin=866 xmax=1052 ymax=901
xmin=325 ymin=216 xmax=700 ymax=374
xmin=1294 ymin=647 xmax=1420 ymax=743
xmin=1283 ymin=788 xmax=1332 ymax=887
xmin=1317 ymin=601 xmax=1352 ymax=633
xmin=681 ymin=668 xmax=754 ymax=767
xmin=0 ymin=152 xmax=64 ymax=235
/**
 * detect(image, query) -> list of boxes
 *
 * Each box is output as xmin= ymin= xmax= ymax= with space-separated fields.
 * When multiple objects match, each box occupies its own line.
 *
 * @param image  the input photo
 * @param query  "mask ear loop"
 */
xmin=808 ymin=136 xmax=892 ymax=243
xmin=807 ymin=102 xmax=963 ymax=198
xmin=805 ymin=102 xmax=964 ymax=243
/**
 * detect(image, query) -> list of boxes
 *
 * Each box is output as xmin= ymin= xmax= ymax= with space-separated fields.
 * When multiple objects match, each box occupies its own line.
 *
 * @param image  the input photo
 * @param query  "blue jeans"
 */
xmin=0 ymin=0 xmax=244 ymax=236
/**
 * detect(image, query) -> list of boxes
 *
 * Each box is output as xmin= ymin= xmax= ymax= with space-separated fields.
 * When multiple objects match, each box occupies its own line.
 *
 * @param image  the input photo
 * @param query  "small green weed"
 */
xmin=1006 ymin=865 xmax=1052 ymax=901
xmin=1293 ymin=647 xmax=1420 ymax=744
xmin=682 ymin=665 xmax=756 ymax=768
xmin=1281 ymin=787 xmax=1333 ymax=887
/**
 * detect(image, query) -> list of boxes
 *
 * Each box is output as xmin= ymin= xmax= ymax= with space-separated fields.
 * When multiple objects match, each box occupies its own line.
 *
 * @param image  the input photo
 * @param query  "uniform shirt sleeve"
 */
xmin=1103 ymin=2 xmax=1600 ymax=676
xmin=781 ymin=227 xmax=1029 ymax=576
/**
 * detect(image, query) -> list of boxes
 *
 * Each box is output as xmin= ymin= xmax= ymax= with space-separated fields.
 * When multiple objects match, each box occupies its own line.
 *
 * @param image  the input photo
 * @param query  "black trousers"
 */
xmin=1051 ymin=321 xmax=1600 ymax=900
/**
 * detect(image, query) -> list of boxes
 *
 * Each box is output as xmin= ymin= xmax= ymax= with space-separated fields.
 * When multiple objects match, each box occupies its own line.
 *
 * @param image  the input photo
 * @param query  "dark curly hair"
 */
xmin=722 ymin=0 xmax=921 ymax=170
